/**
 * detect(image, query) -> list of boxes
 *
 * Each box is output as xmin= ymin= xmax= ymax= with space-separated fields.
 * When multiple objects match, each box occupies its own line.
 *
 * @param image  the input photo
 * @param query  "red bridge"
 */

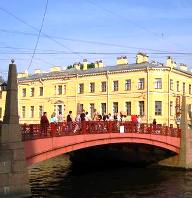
xmin=21 ymin=121 xmax=181 ymax=166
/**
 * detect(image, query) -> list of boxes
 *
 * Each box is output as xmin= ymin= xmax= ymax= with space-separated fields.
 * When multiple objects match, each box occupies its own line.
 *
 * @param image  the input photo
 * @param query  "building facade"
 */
xmin=0 ymin=53 xmax=192 ymax=126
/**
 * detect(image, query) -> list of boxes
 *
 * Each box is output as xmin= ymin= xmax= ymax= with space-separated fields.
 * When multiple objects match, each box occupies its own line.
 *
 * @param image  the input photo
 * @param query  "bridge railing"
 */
xmin=21 ymin=121 xmax=181 ymax=141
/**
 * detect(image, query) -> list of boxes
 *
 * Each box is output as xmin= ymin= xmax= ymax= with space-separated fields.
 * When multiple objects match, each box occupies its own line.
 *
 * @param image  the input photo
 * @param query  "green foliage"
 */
xmin=66 ymin=62 xmax=95 ymax=70
xmin=87 ymin=63 xmax=95 ymax=69
xmin=66 ymin=65 xmax=74 ymax=69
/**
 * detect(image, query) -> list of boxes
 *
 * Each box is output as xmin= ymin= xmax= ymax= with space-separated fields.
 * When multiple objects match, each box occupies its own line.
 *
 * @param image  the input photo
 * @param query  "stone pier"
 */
xmin=159 ymin=95 xmax=192 ymax=169
xmin=0 ymin=61 xmax=31 ymax=197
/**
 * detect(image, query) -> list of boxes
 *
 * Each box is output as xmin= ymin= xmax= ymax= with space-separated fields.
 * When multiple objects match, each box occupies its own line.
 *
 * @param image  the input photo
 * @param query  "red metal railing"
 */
xmin=21 ymin=121 xmax=181 ymax=141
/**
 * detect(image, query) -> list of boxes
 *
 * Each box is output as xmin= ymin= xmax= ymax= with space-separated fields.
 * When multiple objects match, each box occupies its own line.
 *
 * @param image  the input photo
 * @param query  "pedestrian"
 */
xmin=103 ymin=113 xmax=108 ymax=121
xmin=40 ymin=112 xmax=49 ymax=136
xmin=113 ymin=112 xmax=118 ymax=120
xmin=80 ymin=109 xmax=86 ymax=122
xmin=153 ymin=119 xmax=157 ymax=125
xmin=85 ymin=111 xmax=91 ymax=121
xmin=57 ymin=111 xmax=64 ymax=123
xmin=93 ymin=109 xmax=99 ymax=120
xmin=50 ymin=112 xmax=57 ymax=136
xmin=57 ymin=111 xmax=63 ymax=135
xmin=74 ymin=112 xmax=81 ymax=133
xmin=50 ymin=112 xmax=57 ymax=123
xmin=108 ymin=113 xmax=113 ymax=121
xmin=137 ymin=115 xmax=142 ymax=131
xmin=67 ymin=111 xmax=73 ymax=132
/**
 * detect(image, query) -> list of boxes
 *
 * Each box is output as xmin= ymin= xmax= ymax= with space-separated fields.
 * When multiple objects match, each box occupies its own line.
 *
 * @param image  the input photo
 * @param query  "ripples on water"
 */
xmin=29 ymin=155 xmax=192 ymax=198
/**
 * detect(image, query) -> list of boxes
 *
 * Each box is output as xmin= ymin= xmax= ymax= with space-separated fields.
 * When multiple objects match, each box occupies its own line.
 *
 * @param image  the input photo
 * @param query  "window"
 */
xmin=22 ymin=88 xmax=26 ymax=97
xmin=79 ymin=83 xmax=84 ymax=94
xmin=39 ymin=106 xmax=43 ymax=118
xmin=101 ymin=103 xmax=106 ymax=115
xmin=90 ymin=103 xmax=95 ymax=118
xmin=54 ymin=85 xmax=57 ymax=95
xmin=139 ymin=101 xmax=144 ymax=116
xmin=22 ymin=106 xmax=26 ymax=118
xmin=183 ymin=83 xmax=186 ymax=94
xmin=170 ymin=101 xmax=173 ymax=116
xmin=30 ymin=88 xmax=34 ymax=97
xmin=0 ymin=91 xmax=2 ymax=99
xmin=155 ymin=101 xmax=162 ymax=115
xmin=113 ymin=102 xmax=118 ymax=113
xmin=138 ymin=78 xmax=144 ymax=90
xmin=188 ymin=104 xmax=192 ymax=118
xmin=101 ymin=81 xmax=106 ymax=92
xmin=58 ymin=85 xmax=62 ymax=95
xmin=177 ymin=81 xmax=179 ymax=92
xmin=90 ymin=82 xmax=95 ymax=93
xmin=113 ymin=81 xmax=118 ymax=91
xmin=125 ymin=102 xmax=131 ymax=116
xmin=63 ymin=85 xmax=66 ymax=94
xmin=54 ymin=105 xmax=63 ymax=117
xmin=170 ymin=79 xmax=173 ymax=90
xmin=79 ymin=104 xmax=84 ymax=112
xmin=0 ymin=107 xmax=2 ymax=118
xmin=125 ymin=79 xmax=131 ymax=90
xmin=154 ymin=78 xmax=162 ymax=89
xmin=189 ymin=84 xmax=192 ymax=95
xmin=39 ymin=87 xmax=43 ymax=96
xmin=30 ymin=106 xmax=34 ymax=118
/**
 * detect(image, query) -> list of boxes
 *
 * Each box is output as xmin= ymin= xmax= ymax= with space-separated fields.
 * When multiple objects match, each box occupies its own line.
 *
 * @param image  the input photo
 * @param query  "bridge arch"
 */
xmin=24 ymin=133 xmax=180 ymax=166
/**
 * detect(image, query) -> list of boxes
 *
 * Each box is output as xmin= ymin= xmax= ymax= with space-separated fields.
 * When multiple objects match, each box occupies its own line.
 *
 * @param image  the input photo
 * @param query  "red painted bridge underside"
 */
xmin=24 ymin=132 xmax=180 ymax=166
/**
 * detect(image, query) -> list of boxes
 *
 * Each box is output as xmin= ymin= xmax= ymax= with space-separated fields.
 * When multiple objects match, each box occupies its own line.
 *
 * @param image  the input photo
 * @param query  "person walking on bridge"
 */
xmin=67 ymin=111 xmax=73 ymax=132
xmin=40 ymin=112 xmax=49 ymax=136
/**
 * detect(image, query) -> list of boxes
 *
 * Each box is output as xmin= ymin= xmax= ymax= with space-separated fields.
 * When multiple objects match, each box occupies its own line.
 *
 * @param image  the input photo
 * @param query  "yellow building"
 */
xmin=0 ymin=53 xmax=192 ymax=126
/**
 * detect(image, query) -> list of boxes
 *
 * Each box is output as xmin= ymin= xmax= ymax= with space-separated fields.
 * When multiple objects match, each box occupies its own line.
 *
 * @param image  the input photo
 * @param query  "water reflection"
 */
xmin=29 ymin=155 xmax=192 ymax=198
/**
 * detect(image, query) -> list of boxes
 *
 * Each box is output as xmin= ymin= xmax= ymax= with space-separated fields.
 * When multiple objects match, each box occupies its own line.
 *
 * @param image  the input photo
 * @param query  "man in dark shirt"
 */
xmin=80 ymin=109 xmax=86 ymax=122
xmin=67 ymin=111 xmax=72 ymax=132
xmin=40 ymin=112 xmax=49 ymax=135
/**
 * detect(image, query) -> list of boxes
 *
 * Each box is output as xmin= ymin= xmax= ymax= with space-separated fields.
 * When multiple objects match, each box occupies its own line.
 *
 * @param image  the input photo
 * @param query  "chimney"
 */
xmin=17 ymin=70 xmax=28 ymax=78
xmin=83 ymin=59 xmax=88 ymax=70
xmin=94 ymin=60 xmax=103 ymax=68
xmin=179 ymin=63 xmax=187 ymax=71
xmin=136 ymin=52 xmax=148 ymax=64
xmin=116 ymin=56 xmax=128 ymax=65
xmin=74 ymin=62 xmax=81 ymax=70
xmin=166 ymin=56 xmax=176 ymax=68
xmin=34 ymin=69 xmax=42 ymax=74
xmin=50 ymin=66 xmax=61 ymax=72
xmin=98 ymin=60 xmax=104 ymax=68
xmin=95 ymin=61 xmax=99 ymax=68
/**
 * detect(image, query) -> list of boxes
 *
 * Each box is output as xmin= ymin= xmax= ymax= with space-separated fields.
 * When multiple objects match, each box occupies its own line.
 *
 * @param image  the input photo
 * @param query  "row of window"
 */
xmin=0 ymin=100 xmax=176 ymax=120
xmin=18 ymin=101 xmax=162 ymax=119
xmin=78 ymin=79 xmax=145 ymax=93
xmin=21 ymin=105 xmax=43 ymax=118
xmin=20 ymin=79 xmax=192 ymax=97
xmin=170 ymin=79 xmax=192 ymax=94
xmin=22 ymin=87 xmax=44 ymax=97
xmin=22 ymin=85 xmax=67 ymax=97
xmin=79 ymin=101 xmax=176 ymax=117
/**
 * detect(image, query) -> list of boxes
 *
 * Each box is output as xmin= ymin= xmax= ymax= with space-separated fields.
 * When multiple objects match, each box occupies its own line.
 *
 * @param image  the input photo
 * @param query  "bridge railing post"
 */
xmin=108 ymin=121 xmax=112 ymax=133
xmin=81 ymin=121 xmax=87 ymax=134
xmin=50 ymin=123 xmax=57 ymax=137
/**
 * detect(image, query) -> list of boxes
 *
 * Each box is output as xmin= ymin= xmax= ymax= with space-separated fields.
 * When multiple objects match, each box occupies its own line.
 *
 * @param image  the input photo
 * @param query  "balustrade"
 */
xmin=20 ymin=121 xmax=181 ymax=141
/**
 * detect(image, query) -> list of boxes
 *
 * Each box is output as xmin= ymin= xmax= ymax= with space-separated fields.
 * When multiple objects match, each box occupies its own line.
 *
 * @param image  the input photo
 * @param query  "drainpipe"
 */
xmin=147 ymin=68 xmax=149 ymax=123
xmin=75 ymin=74 xmax=78 ymax=114
xmin=168 ymin=69 xmax=171 ymax=126
xmin=106 ymin=71 xmax=109 ymax=114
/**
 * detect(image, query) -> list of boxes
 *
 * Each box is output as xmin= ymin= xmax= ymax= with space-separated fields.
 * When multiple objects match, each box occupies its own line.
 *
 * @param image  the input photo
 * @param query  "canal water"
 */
xmin=30 ymin=155 xmax=192 ymax=198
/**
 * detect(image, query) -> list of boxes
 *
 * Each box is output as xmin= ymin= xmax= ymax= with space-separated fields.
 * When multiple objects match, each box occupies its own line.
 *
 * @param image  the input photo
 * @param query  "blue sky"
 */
xmin=0 ymin=0 xmax=192 ymax=76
